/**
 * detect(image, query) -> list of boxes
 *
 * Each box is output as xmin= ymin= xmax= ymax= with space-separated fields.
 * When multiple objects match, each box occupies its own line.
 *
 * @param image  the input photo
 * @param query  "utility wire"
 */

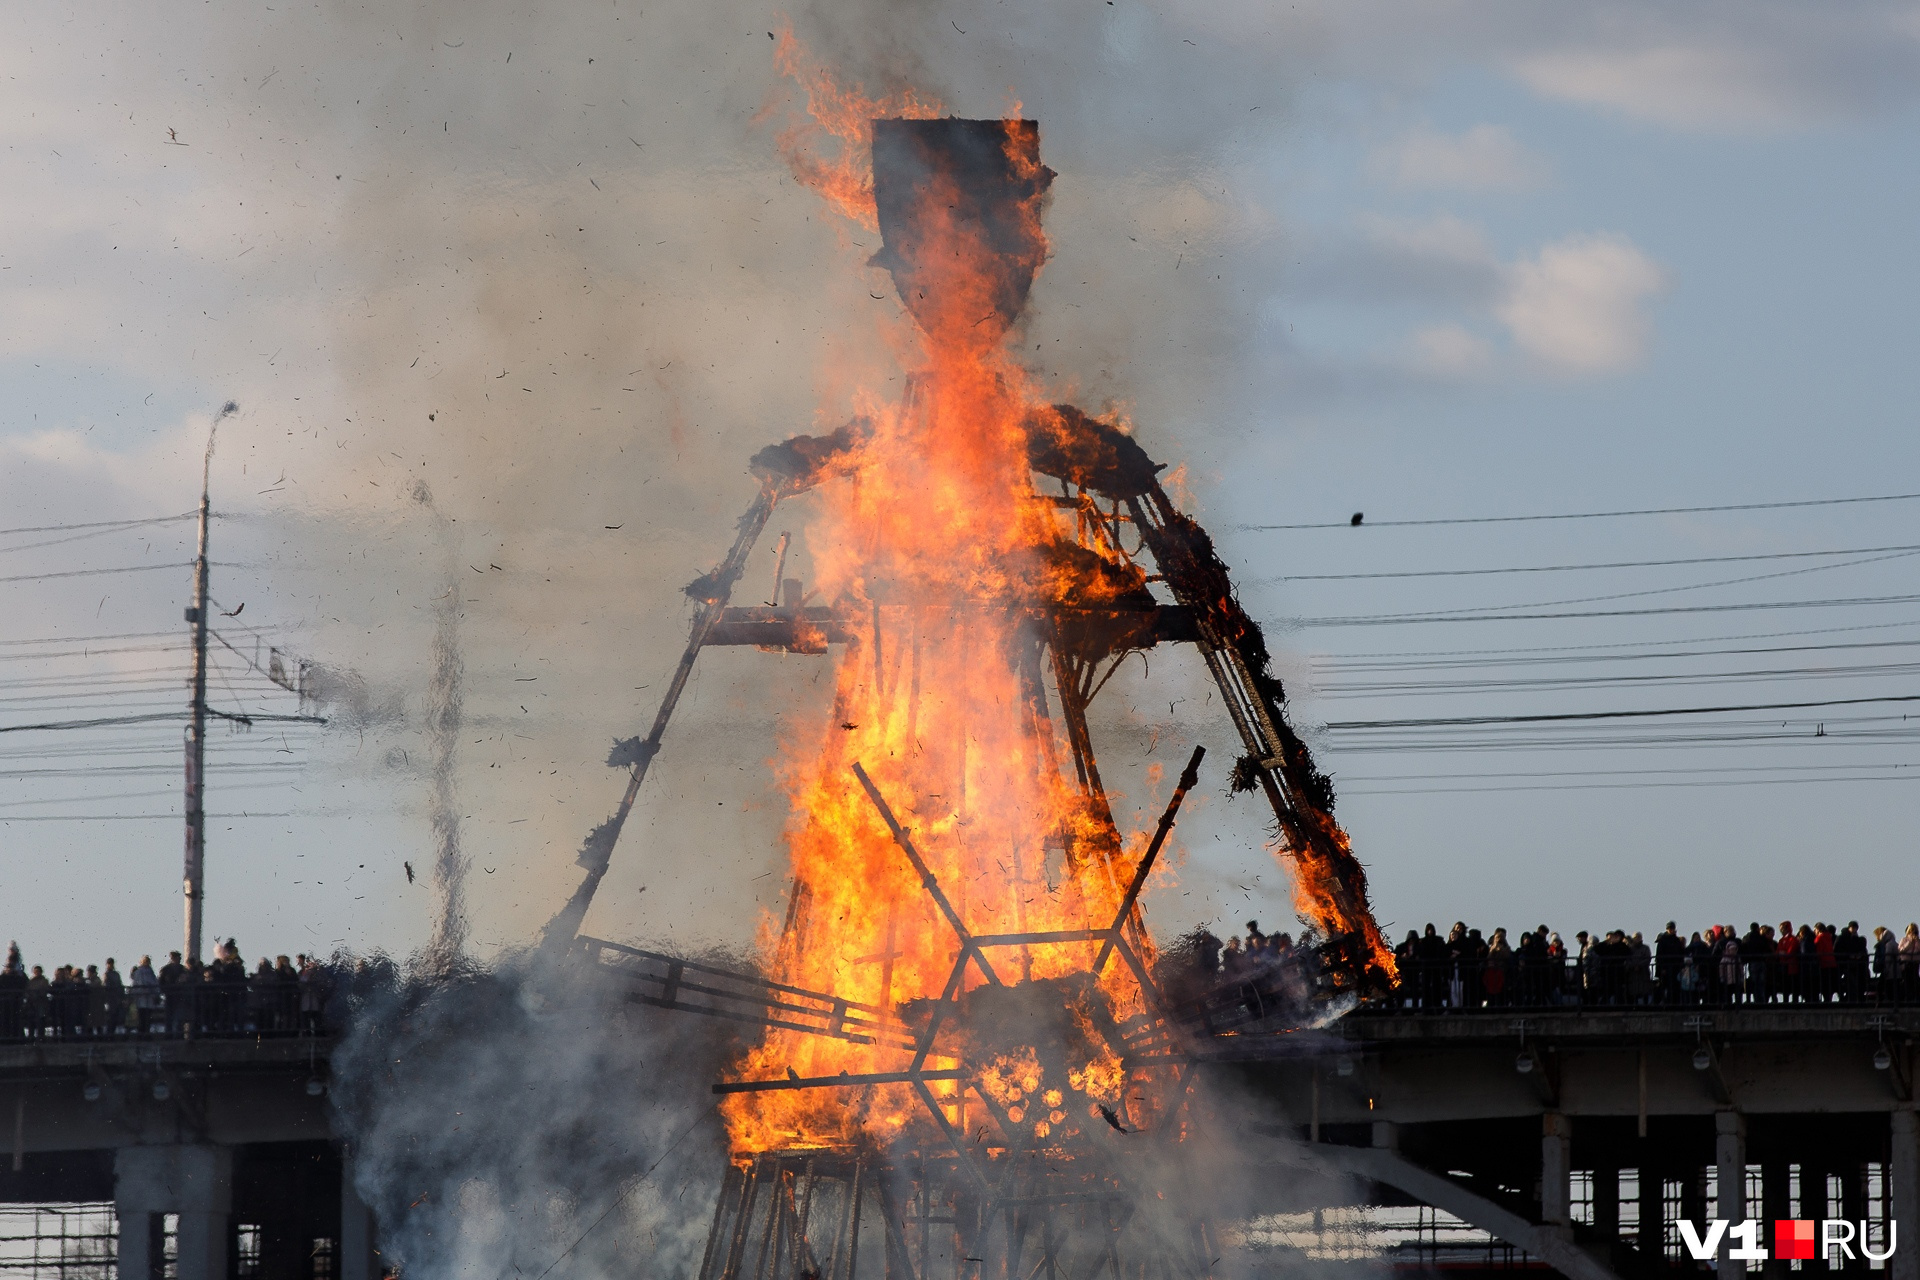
xmin=1326 ymin=693 xmax=1920 ymax=731
xmin=1245 ymin=490 xmax=1920 ymax=531
xmin=1318 ymin=659 xmax=1920 ymax=697
xmin=1345 ymin=762 xmax=1920 ymax=783
xmin=0 ymin=513 xmax=195 ymax=538
xmin=1300 ymin=590 xmax=1920 ymax=628
xmin=1319 ymin=635 xmax=1920 ymax=674
xmin=1303 ymin=547 xmax=1920 ymax=624
xmin=1345 ymin=773 xmax=1920 ymax=795
xmin=0 ymin=781 xmax=294 ymax=810
xmin=0 ymin=711 xmax=323 ymax=734
xmin=0 ymin=562 xmax=192 ymax=587
xmin=0 ymin=813 xmax=296 ymax=822
xmin=1319 ymin=616 xmax=1920 ymax=662
xmin=1278 ymin=540 xmax=1920 ymax=581
xmin=0 ymin=630 xmax=183 ymax=648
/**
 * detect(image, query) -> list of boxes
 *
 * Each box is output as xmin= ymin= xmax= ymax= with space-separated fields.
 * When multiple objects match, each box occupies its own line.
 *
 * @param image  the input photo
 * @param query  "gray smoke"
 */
xmin=137 ymin=0 xmax=1400 ymax=1268
xmin=329 ymin=950 xmax=744 ymax=1280
xmin=420 ymin=486 xmax=470 ymax=971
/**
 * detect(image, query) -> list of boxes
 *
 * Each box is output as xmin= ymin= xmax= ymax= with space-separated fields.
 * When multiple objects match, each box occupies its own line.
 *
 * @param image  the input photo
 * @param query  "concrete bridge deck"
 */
xmin=1228 ymin=1007 xmax=1920 ymax=1280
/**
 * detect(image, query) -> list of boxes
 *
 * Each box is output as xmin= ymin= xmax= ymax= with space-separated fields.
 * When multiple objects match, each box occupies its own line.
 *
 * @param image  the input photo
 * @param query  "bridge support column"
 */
xmin=341 ymin=1154 xmax=380 ymax=1280
xmin=114 ymin=1145 xmax=233 ymax=1280
xmin=1542 ymin=1113 xmax=1572 ymax=1229
xmin=1892 ymin=1108 xmax=1918 ymax=1280
xmin=1761 ymin=1158 xmax=1791 ymax=1280
xmin=114 ymin=1210 xmax=163 ymax=1280
xmin=1716 ymin=1112 xmax=1747 ymax=1275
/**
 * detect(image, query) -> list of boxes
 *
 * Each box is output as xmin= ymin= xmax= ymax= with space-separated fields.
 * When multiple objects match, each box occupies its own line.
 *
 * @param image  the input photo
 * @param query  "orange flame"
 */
xmin=723 ymin=49 xmax=1155 ymax=1155
xmin=767 ymin=26 xmax=942 ymax=229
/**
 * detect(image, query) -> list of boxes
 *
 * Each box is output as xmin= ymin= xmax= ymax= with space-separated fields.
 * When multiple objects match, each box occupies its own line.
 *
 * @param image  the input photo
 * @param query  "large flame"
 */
xmin=724 ymin=55 xmax=1155 ymax=1154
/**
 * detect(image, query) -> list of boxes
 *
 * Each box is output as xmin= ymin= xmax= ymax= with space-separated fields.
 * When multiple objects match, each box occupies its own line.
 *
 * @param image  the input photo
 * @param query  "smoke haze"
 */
xmin=0 ymin=0 xmax=1337 ymax=961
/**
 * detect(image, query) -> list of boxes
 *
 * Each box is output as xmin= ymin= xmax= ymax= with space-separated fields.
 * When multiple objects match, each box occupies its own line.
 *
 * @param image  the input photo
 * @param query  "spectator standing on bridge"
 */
xmin=273 ymin=955 xmax=299 ymax=1032
xmin=1393 ymin=932 xmax=1417 ymax=1008
xmin=1629 ymin=933 xmax=1653 ymax=1004
xmin=1815 ymin=923 xmax=1837 ymax=1002
xmin=1220 ymin=936 xmax=1244 ymax=979
xmin=1872 ymin=927 xmax=1895 ymax=999
xmin=158 ymin=951 xmax=186 ymax=1036
xmin=1741 ymin=924 xmax=1770 ymax=1004
xmin=1416 ymin=925 xmax=1448 ymax=1009
xmin=1546 ymin=932 xmax=1569 ymax=1004
xmin=1838 ymin=923 xmax=1868 ymax=1002
xmin=298 ymin=955 xmax=322 ymax=1034
xmin=1484 ymin=928 xmax=1511 ymax=1007
xmin=129 ymin=957 xmax=158 ymax=1035
xmin=1683 ymin=932 xmax=1711 ymax=1003
xmin=1896 ymin=924 xmax=1912 ymax=1005
xmin=81 ymin=964 xmax=106 ymax=1037
xmin=1515 ymin=928 xmax=1544 ymax=1006
xmin=247 ymin=957 xmax=273 ymax=1031
xmin=100 ymin=959 xmax=123 ymax=1036
xmin=54 ymin=965 xmax=81 ymax=1036
xmin=1655 ymin=924 xmax=1683 ymax=1004
xmin=1776 ymin=922 xmax=1800 ymax=1004
xmin=25 ymin=966 xmax=48 ymax=1037
xmin=0 ymin=952 xmax=22 ymax=1038
xmin=1719 ymin=930 xmax=1743 ymax=1004
xmin=1791 ymin=925 xmax=1815 ymax=1003
xmin=183 ymin=954 xmax=207 ymax=1035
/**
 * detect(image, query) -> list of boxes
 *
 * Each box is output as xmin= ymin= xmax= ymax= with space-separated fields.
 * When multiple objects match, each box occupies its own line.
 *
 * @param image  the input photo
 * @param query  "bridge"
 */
xmin=1243 ymin=1003 xmax=1920 ymax=1280
xmin=0 ymin=1030 xmax=370 ymax=1280
xmin=6 ymin=950 xmax=1918 ymax=1280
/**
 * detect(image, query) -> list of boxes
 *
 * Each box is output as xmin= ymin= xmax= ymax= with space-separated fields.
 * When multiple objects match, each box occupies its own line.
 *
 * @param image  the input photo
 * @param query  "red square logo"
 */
xmin=1776 ymin=1220 xmax=1817 ymax=1261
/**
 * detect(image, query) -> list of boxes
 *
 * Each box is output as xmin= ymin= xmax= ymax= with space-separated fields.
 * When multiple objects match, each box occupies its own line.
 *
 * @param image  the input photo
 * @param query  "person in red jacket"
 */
xmin=1815 ymin=923 xmax=1838 ymax=1003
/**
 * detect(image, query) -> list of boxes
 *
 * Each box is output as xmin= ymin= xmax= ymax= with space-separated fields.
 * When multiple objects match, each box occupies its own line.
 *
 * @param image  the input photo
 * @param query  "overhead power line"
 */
xmin=1326 ymin=692 xmax=1920 ymax=731
xmin=1318 ymin=635 xmax=1920 ymax=674
xmin=1300 ymin=547 xmax=1920 ymax=624
xmin=1246 ymin=490 xmax=1920 ymax=531
xmin=1319 ymin=616 xmax=1920 ymax=662
xmin=0 ymin=710 xmax=325 ymax=734
xmin=1279 ymin=540 xmax=1920 ymax=581
xmin=1344 ymin=773 xmax=1920 ymax=795
xmin=0 ymin=562 xmax=192 ymax=587
xmin=0 ymin=513 xmax=195 ymax=538
xmin=1300 ymin=591 xmax=1920 ymax=628
xmin=0 ymin=813 xmax=296 ymax=823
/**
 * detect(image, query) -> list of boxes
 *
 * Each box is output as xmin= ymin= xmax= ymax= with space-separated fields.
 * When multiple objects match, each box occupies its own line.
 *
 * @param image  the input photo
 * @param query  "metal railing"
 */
xmin=0 ymin=980 xmax=326 ymax=1041
xmin=1369 ymin=951 xmax=1920 ymax=1013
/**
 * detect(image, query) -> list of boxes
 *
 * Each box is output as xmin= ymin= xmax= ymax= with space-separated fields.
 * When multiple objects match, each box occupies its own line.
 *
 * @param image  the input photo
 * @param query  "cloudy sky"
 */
xmin=5 ymin=2 xmax=1920 ymax=967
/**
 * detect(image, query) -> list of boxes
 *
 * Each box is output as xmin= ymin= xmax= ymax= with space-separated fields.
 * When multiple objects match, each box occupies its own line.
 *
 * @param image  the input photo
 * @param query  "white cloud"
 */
xmin=1373 ymin=123 xmax=1548 ymax=190
xmin=1496 ymin=233 xmax=1667 ymax=373
xmin=1511 ymin=44 xmax=1811 ymax=131
xmin=1408 ymin=324 xmax=1495 ymax=377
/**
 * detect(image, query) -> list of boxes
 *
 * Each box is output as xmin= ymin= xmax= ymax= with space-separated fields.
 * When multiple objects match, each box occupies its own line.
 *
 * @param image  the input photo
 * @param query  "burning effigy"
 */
xmin=539 ymin=43 xmax=1396 ymax=1280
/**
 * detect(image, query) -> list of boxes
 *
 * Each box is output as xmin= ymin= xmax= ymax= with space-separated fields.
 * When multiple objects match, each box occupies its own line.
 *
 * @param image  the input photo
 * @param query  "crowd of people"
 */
xmin=1388 ymin=920 xmax=1920 ymax=1010
xmin=0 ymin=938 xmax=333 ymax=1038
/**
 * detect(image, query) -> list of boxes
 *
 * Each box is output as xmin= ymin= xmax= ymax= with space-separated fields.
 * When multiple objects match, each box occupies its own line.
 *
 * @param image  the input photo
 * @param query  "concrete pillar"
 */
xmin=176 ymin=1212 xmax=230 ymax=1280
xmin=115 ymin=1210 xmax=161 ymax=1280
xmin=114 ymin=1146 xmax=233 ymax=1280
xmin=1542 ymin=1113 xmax=1572 ymax=1228
xmin=1892 ymin=1109 xmax=1918 ymax=1280
xmin=1594 ymin=1166 xmax=1620 ymax=1240
xmin=1762 ymin=1159 xmax=1791 ymax=1280
xmin=341 ymin=1157 xmax=380 ymax=1280
xmin=1716 ymin=1112 xmax=1747 ymax=1275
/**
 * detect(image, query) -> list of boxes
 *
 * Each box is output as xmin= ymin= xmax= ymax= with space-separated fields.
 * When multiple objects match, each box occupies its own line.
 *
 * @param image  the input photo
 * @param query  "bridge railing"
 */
xmin=0 ymin=981 xmax=323 ymax=1041
xmin=1371 ymin=951 xmax=1920 ymax=1013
